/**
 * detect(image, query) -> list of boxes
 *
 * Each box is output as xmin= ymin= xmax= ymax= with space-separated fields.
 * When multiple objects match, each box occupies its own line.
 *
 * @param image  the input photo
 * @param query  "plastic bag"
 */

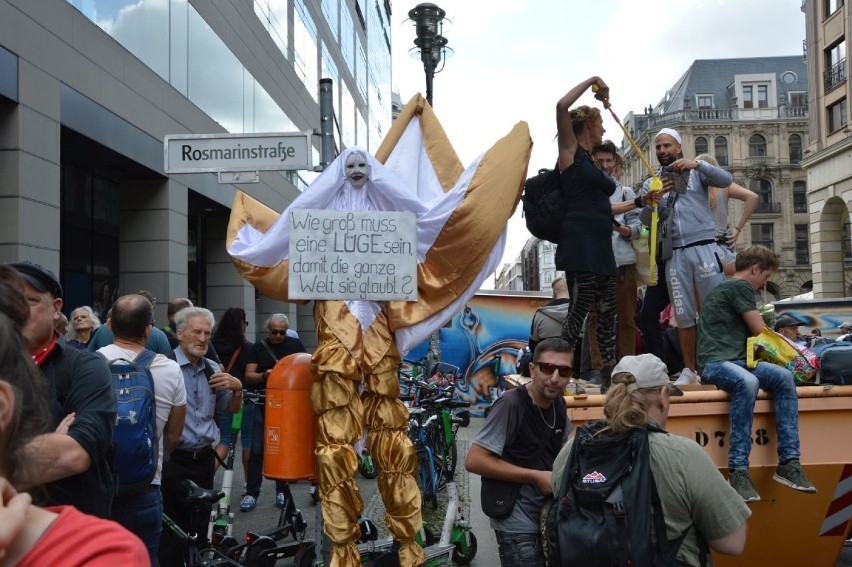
xmin=747 ymin=328 xmax=819 ymax=383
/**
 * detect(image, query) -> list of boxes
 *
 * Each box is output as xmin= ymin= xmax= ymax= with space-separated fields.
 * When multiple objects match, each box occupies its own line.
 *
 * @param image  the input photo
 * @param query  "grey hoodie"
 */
xmin=529 ymin=299 xmax=571 ymax=348
xmin=639 ymin=161 xmax=733 ymax=248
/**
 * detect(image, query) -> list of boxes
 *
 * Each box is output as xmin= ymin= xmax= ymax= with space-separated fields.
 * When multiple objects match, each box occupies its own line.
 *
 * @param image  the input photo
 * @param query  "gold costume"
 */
xmin=227 ymin=95 xmax=531 ymax=566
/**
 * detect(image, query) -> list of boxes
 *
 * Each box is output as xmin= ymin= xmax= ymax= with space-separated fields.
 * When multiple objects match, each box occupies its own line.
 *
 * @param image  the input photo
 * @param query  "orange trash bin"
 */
xmin=263 ymin=352 xmax=316 ymax=481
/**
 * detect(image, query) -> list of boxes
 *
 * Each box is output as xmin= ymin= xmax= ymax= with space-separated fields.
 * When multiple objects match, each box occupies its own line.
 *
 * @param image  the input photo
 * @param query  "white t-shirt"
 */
xmin=97 ymin=345 xmax=187 ymax=485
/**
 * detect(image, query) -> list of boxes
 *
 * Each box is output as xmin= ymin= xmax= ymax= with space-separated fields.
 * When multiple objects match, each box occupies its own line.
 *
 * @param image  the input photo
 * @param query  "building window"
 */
xmin=789 ymin=134 xmax=803 ymax=164
xmin=750 ymin=178 xmax=778 ymax=213
xmin=827 ymin=0 xmax=845 ymax=17
xmin=751 ymin=223 xmax=774 ymax=251
xmin=824 ymin=40 xmax=847 ymax=92
xmin=714 ymin=136 xmax=729 ymax=166
xmin=749 ymin=134 xmax=767 ymax=157
xmin=828 ymin=98 xmax=848 ymax=132
xmin=789 ymin=91 xmax=808 ymax=107
xmin=795 ymin=224 xmax=810 ymax=265
xmin=793 ymin=181 xmax=808 ymax=213
xmin=697 ymin=94 xmax=713 ymax=109
xmin=743 ymin=85 xmax=753 ymax=108
xmin=844 ymin=222 xmax=852 ymax=262
xmin=743 ymin=84 xmax=769 ymax=109
xmin=695 ymin=136 xmax=708 ymax=156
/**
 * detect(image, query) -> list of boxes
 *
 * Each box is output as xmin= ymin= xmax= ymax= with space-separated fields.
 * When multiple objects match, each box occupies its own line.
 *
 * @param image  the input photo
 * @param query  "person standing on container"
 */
xmin=554 ymin=77 xmax=619 ymax=393
xmin=698 ymin=246 xmax=816 ymax=502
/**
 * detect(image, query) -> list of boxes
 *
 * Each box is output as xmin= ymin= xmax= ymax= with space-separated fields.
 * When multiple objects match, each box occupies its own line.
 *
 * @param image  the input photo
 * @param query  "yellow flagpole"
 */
xmin=593 ymin=85 xmax=662 ymax=285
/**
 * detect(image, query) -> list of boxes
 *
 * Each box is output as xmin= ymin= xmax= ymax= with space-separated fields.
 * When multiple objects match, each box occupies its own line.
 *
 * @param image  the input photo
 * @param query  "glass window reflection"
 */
xmin=294 ymin=0 xmax=319 ymax=101
xmin=187 ymin=8 xmax=243 ymax=132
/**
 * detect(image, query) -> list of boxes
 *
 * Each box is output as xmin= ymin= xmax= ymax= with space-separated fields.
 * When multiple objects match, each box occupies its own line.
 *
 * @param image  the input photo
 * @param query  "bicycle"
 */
xmin=420 ymin=395 xmax=469 ymax=481
xmin=400 ymin=378 xmax=469 ymax=481
xmin=408 ymin=405 xmax=445 ymax=510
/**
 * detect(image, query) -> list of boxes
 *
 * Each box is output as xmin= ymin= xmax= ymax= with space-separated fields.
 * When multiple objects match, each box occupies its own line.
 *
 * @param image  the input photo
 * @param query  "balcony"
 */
xmin=754 ymin=202 xmax=782 ymax=214
xmin=780 ymin=105 xmax=808 ymax=118
xmin=824 ymin=58 xmax=847 ymax=93
xmin=693 ymin=108 xmax=736 ymax=121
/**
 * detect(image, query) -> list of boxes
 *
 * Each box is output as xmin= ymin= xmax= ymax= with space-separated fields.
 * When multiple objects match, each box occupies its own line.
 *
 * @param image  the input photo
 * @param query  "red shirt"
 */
xmin=17 ymin=506 xmax=148 ymax=567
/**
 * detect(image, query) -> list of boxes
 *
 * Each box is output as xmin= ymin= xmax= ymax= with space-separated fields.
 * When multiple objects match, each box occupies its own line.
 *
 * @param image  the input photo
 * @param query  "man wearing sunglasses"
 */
xmin=466 ymin=337 xmax=573 ymax=567
xmin=242 ymin=314 xmax=306 ymax=511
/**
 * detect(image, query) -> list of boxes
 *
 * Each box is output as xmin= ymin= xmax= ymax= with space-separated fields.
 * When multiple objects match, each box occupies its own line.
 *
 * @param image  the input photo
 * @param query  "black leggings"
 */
xmin=561 ymin=271 xmax=618 ymax=364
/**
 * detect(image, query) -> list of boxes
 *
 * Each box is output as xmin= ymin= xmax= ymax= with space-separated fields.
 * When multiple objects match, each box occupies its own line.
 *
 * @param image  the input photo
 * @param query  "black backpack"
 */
xmin=522 ymin=166 xmax=565 ymax=243
xmin=544 ymin=420 xmax=705 ymax=567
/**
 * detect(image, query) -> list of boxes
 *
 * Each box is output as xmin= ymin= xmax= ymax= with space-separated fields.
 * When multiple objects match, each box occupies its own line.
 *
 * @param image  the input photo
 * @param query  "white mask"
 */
xmin=345 ymin=152 xmax=369 ymax=188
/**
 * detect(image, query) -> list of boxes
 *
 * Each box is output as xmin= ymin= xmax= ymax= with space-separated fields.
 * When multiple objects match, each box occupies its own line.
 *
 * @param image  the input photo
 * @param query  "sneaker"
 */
xmin=240 ymin=495 xmax=257 ymax=512
xmin=579 ymin=370 xmax=602 ymax=386
xmin=674 ymin=367 xmax=700 ymax=386
xmin=728 ymin=469 xmax=761 ymax=502
xmin=773 ymin=460 xmax=818 ymax=493
xmin=276 ymin=492 xmax=287 ymax=508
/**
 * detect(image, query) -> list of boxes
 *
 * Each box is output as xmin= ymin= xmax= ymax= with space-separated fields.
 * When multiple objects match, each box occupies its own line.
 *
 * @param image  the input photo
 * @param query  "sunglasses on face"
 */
xmin=269 ymin=329 xmax=287 ymax=336
xmin=535 ymin=362 xmax=573 ymax=378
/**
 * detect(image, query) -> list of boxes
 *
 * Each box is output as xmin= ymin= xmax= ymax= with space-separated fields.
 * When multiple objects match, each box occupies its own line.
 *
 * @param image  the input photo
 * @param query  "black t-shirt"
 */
xmin=212 ymin=337 xmax=253 ymax=386
xmin=246 ymin=337 xmax=307 ymax=390
xmin=42 ymin=338 xmax=116 ymax=518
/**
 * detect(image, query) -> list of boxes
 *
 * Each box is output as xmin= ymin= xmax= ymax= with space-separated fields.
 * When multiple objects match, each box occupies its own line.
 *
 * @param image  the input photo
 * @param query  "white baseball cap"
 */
xmin=612 ymin=354 xmax=683 ymax=396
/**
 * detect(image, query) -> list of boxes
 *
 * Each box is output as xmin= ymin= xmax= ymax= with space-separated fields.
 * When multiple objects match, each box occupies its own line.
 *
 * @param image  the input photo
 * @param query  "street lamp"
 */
xmin=407 ymin=3 xmax=452 ymax=107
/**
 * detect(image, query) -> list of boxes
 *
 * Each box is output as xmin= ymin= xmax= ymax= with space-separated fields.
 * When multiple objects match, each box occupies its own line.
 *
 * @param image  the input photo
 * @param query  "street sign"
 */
xmin=164 ymin=132 xmax=312 ymax=174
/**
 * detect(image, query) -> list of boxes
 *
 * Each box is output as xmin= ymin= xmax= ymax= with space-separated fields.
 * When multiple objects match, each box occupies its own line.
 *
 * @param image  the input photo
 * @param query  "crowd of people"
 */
xmin=471 ymin=77 xmax=819 ymax=567
xmin=0 ymin=258 xmax=311 ymax=565
xmin=0 ymin=76 xmax=831 ymax=567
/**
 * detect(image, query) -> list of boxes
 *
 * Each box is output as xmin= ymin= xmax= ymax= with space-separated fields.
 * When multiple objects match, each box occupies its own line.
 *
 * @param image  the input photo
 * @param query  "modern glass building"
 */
xmin=0 ymin=0 xmax=393 ymax=343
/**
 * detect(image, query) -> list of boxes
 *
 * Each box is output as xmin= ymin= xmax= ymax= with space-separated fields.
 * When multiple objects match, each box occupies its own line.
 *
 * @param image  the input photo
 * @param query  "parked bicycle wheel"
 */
xmin=358 ymin=449 xmax=379 ymax=479
xmin=415 ymin=448 xmax=439 ymax=510
xmin=427 ymin=422 xmax=457 ymax=481
xmin=452 ymin=531 xmax=477 ymax=566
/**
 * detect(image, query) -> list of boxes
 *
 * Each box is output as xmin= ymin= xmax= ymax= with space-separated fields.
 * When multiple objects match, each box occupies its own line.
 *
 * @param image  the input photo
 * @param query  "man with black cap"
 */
xmin=9 ymin=261 xmax=117 ymax=518
xmin=774 ymin=314 xmax=805 ymax=344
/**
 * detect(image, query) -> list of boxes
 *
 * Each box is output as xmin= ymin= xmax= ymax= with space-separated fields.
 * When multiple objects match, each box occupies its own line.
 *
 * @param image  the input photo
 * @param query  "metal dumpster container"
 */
xmin=566 ymin=385 xmax=852 ymax=566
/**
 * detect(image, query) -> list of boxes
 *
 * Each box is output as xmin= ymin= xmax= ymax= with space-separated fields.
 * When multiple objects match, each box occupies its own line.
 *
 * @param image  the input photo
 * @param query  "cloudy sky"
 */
xmin=389 ymin=0 xmax=806 ymax=284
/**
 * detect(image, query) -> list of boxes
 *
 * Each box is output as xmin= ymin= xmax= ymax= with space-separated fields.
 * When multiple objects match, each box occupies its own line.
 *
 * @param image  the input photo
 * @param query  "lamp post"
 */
xmin=408 ymin=3 xmax=451 ymax=107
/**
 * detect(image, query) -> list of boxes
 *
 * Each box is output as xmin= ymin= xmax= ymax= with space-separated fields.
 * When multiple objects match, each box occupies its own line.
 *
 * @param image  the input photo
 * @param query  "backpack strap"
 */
xmin=133 ymin=348 xmax=157 ymax=371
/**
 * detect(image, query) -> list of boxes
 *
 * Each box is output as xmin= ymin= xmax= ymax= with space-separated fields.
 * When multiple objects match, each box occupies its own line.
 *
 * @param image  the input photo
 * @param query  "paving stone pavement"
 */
xmin=223 ymin=417 xmax=497 ymax=565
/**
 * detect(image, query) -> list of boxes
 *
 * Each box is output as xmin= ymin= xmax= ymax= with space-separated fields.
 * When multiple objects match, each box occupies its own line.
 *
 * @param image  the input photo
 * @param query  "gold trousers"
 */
xmin=311 ymin=306 xmax=425 ymax=567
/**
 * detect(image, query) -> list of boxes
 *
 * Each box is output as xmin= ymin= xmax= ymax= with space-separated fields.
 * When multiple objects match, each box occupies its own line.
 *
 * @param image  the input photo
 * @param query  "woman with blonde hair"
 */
xmin=554 ymin=77 xmax=619 ymax=392
xmin=695 ymin=154 xmax=758 ymax=275
xmin=550 ymin=354 xmax=750 ymax=565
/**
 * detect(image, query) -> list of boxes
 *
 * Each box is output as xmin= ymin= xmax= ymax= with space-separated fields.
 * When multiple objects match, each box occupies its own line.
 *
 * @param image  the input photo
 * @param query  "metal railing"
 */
xmin=824 ymin=58 xmax=847 ymax=93
xmin=754 ymin=202 xmax=783 ymax=214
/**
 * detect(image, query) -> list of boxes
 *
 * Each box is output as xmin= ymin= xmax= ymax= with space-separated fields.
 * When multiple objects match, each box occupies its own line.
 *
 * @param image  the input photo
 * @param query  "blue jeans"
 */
xmin=111 ymin=489 xmax=163 ymax=566
xmin=241 ymin=401 xmax=256 ymax=450
xmin=702 ymin=360 xmax=801 ymax=469
xmin=494 ymin=531 xmax=545 ymax=567
xmin=245 ymin=400 xmax=287 ymax=498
